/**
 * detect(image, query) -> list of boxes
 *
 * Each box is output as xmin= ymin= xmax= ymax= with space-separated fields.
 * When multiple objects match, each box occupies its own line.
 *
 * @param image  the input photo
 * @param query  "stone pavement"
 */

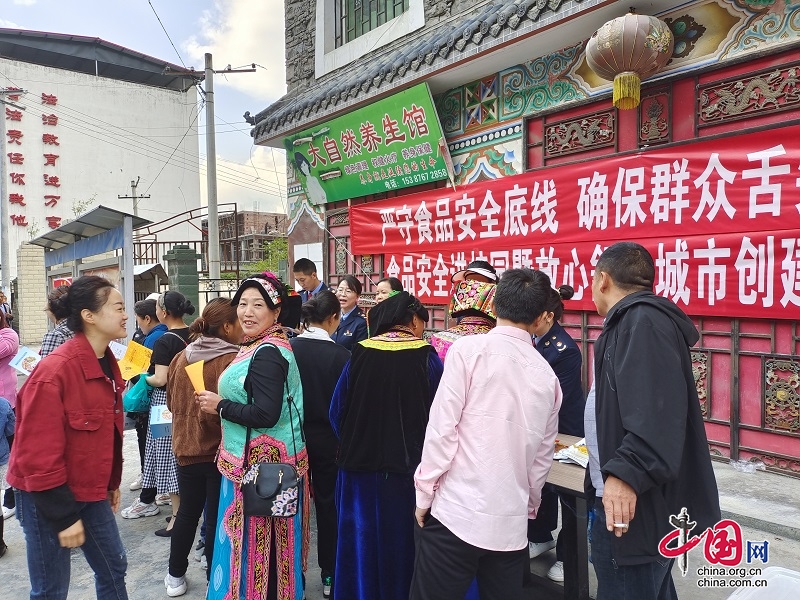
xmin=2 ymin=430 xmax=799 ymax=599
xmin=1 ymin=432 xmax=325 ymax=600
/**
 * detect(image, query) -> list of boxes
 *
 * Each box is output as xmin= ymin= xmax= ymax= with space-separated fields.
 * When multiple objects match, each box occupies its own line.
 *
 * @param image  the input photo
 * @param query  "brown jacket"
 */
xmin=167 ymin=340 xmax=237 ymax=466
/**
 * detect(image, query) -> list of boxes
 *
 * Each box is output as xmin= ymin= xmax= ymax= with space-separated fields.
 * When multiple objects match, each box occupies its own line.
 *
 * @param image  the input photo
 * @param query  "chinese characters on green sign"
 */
xmin=284 ymin=83 xmax=450 ymax=204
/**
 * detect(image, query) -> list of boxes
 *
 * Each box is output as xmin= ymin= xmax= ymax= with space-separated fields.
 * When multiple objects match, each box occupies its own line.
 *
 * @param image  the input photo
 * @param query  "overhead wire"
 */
xmin=6 ymin=96 xmax=284 ymax=199
xmin=213 ymin=112 xmax=289 ymax=215
xmin=144 ymin=102 xmax=202 ymax=193
xmin=0 ymin=68 xmax=288 ymax=198
xmin=147 ymin=0 xmax=187 ymax=68
xmin=0 ymin=51 xmax=293 ymax=212
xmin=6 ymin=89 xmax=287 ymax=197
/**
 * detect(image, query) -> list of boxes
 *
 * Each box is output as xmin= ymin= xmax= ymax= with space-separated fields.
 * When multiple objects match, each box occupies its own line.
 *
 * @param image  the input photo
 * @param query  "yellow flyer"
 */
xmin=184 ymin=360 xmax=206 ymax=392
xmin=117 ymin=341 xmax=153 ymax=381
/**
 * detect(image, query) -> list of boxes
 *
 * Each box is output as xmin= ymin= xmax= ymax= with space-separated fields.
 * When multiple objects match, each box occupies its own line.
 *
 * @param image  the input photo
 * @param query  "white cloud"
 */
xmin=12 ymin=0 xmax=37 ymax=6
xmin=183 ymin=0 xmax=287 ymax=104
xmin=199 ymin=146 xmax=288 ymax=214
xmin=0 ymin=19 xmax=21 ymax=27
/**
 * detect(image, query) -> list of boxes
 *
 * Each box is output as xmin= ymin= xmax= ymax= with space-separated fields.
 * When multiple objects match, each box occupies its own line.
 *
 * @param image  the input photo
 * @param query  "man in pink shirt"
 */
xmin=411 ymin=268 xmax=562 ymax=600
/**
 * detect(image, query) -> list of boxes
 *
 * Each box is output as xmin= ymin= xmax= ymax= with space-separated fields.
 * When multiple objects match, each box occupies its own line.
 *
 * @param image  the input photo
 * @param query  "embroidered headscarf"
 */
xmin=449 ymin=279 xmax=497 ymax=320
xmin=231 ymin=272 xmax=292 ymax=345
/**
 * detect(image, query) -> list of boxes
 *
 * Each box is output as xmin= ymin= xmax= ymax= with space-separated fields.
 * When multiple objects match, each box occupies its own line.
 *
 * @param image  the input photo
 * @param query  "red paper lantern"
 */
xmin=586 ymin=12 xmax=674 ymax=110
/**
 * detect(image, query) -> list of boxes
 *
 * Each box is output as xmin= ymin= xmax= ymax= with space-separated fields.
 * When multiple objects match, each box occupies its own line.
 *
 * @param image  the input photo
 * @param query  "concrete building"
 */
xmin=249 ymin=2 xmax=800 ymax=475
xmin=0 ymin=28 xmax=202 ymax=281
xmin=202 ymin=210 xmax=289 ymax=271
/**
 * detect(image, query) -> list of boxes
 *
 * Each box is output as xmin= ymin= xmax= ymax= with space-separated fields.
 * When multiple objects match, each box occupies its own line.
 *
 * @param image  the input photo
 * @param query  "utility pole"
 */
xmin=118 ymin=176 xmax=149 ymax=217
xmin=205 ymin=53 xmax=220 ymax=292
xmin=203 ymin=54 xmax=255 ymax=295
xmin=0 ymin=90 xmax=27 ymax=294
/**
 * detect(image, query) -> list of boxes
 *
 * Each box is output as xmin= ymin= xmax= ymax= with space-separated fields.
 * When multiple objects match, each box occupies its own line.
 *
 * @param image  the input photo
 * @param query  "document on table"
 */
xmin=554 ymin=438 xmax=589 ymax=469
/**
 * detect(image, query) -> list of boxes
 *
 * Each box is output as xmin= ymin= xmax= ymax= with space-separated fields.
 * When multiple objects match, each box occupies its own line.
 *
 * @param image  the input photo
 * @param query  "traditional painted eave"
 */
xmin=251 ymin=0 xmax=613 ymax=145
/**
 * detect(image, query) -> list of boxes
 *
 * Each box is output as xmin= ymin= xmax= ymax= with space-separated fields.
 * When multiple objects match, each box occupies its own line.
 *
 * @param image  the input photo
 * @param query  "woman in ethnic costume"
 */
xmin=330 ymin=291 xmax=444 ymax=600
xmin=197 ymin=273 xmax=309 ymax=600
xmin=429 ymin=278 xmax=497 ymax=362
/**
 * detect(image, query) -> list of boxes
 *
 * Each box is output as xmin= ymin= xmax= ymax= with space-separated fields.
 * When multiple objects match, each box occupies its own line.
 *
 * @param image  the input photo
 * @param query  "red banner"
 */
xmin=350 ymin=125 xmax=800 ymax=318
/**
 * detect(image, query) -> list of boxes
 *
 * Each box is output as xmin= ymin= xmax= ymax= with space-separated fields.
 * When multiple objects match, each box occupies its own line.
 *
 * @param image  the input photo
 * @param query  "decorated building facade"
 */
xmin=250 ymin=0 xmax=800 ymax=475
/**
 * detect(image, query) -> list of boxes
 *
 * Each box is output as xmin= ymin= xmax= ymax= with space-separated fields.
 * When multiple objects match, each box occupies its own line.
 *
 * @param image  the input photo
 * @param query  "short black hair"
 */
xmin=596 ymin=242 xmax=655 ymax=291
xmin=134 ymin=298 xmax=158 ymax=321
xmin=293 ymin=258 xmax=317 ymax=276
xmin=376 ymin=277 xmax=403 ymax=292
xmin=337 ymin=275 xmax=362 ymax=296
xmin=493 ymin=269 xmax=551 ymax=325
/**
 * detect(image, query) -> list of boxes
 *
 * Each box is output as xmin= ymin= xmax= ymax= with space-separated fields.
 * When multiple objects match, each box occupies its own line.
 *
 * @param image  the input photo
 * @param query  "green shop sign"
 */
xmin=284 ymin=83 xmax=450 ymax=204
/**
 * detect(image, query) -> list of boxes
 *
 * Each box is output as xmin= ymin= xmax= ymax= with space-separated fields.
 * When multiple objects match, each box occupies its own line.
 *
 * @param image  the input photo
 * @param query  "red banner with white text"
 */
xmin=349 ymin=125 xmax=800 ymax=318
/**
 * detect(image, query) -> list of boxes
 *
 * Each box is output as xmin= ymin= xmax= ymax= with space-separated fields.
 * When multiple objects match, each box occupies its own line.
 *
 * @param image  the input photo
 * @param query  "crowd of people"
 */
xmin=0 ymin=243 xmax=719 ymax=600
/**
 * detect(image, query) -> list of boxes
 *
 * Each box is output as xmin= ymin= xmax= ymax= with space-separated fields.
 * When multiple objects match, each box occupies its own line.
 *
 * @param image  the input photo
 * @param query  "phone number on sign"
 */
xmin=389 ymin=169 xmax=448 ymax=188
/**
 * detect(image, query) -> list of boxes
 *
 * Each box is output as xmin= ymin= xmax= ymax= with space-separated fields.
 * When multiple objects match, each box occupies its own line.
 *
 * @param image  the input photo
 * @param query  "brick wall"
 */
xmin=16 ymin=243 xmax=47 ymax=346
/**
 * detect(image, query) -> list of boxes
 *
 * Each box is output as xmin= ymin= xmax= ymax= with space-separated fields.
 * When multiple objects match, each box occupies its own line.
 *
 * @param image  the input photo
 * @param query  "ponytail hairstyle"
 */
xmin=366 ymin=291 xmax=428 ymax=337
xmin=188 ymin=297 xmax=239 ymax=342
xmin=64 ymin=275 xmax=116 ymax=332
xmin=47 ymin=285 xmax=71 ymax=321
xmin=301 ymin=290 xmax=340 ymax=331
xmin=543 ymin=284 xmax=575 ymax=322
xmin=158 ymin=290 xmax=196 ymax=318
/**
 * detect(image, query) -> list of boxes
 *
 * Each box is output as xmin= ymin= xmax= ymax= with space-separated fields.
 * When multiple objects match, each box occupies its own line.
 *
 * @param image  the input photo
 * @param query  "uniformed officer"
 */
xmin=528 ymin=285 xmax=585 ymax=583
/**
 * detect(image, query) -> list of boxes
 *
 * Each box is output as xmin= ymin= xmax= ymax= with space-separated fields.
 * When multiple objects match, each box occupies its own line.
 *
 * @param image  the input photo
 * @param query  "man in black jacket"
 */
xmin=588 ymin=242 xmax=720 ymax=600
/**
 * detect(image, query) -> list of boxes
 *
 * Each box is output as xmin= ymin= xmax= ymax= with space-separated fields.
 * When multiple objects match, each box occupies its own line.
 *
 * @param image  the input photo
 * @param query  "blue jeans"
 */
xmin=15 ymin=490 xmax=129 ymax=600
xmin=591 ymin=508 xmax=677 ymax=600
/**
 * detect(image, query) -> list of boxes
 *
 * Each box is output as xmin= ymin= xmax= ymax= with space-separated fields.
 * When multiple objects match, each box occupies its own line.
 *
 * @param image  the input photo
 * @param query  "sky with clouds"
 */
xmin=0 ymin=0 xmax=289 ymax=213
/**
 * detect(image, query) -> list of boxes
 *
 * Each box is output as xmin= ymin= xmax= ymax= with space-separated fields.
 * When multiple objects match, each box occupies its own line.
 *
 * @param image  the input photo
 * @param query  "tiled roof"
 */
xmin=252 ymin=0 xmax=586 ymax=142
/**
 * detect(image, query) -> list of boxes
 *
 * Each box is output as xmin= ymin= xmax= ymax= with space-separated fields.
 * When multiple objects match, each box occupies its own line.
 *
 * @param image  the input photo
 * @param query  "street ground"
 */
xmin=1 ymin=431 xmax=799 ymax=599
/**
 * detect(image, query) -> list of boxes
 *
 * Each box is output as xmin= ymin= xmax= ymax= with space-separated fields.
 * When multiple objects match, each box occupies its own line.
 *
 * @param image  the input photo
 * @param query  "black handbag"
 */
xmin=240 ymin=346 xmax=304 ymax=518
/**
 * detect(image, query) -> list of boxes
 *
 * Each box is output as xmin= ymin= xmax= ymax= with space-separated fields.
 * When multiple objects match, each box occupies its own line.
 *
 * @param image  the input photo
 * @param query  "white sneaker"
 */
xmin=120 ymin=499 xmax=160 ymax=519
xmin=129 ymin=473 xmax=143 ymax=491
xmin=165 ymin=574 xmax=187 ymax=597
xmin=155 ymin=493 xmax=172 ymax=506
xmin=199 ymin=555 xmax=207 ymax=570
xmin=528 ymin=539 xmax=556 ymax=559
xmin=547 ymin=561 xmax=564 ymax=582
xmin=2 ymin=506 xmax=15 ymax=520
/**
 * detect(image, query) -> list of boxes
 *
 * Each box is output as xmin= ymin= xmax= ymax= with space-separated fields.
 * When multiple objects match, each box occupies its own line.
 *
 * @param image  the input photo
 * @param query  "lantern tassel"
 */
xmin=613 ymin=71 xmax=641 ymax=110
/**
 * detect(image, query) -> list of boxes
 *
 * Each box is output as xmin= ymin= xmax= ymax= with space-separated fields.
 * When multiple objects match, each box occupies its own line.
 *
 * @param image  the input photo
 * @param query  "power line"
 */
xmin=1 ymin=69 xmax=288 ymax=201
xmin=9 ymin=92 xmax=286 ymax=195
xmin=148 ymin=0 xmax=187 ymax=68
xmin=145 ymin=105 xmax=202 ymax=193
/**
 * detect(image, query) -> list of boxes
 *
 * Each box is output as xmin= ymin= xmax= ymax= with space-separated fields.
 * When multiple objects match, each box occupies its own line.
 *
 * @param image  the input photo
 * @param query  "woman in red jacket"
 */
xmin=7 ymin=276 xmax=129 ymax=600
